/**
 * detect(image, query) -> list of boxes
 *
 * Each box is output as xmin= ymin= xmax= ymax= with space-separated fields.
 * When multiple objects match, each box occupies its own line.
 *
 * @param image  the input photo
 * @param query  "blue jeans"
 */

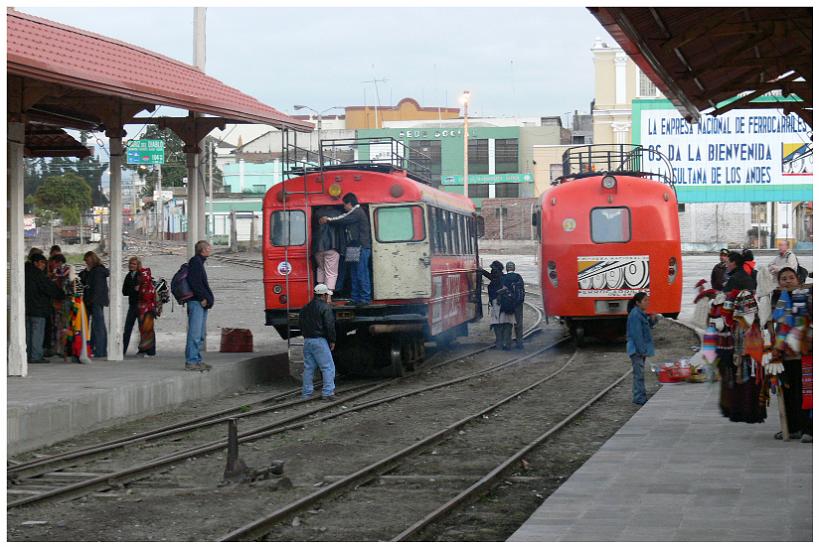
xmin=303 ymin=338 xmax=336 ymax=398
xmin=90 ymin=303 xmax=107 ymax=358
xmin=631 ymin=353 xmax=647 ymax=404
xmin=123 ymin=305 xmax=138 ymax=354
xmin=25 ymin=316 xmax=46 ymax=361
xmin=186 ymin=301 xmax=208 ymax=365
xmin=350 ymin=247 xmax=372 ymax=304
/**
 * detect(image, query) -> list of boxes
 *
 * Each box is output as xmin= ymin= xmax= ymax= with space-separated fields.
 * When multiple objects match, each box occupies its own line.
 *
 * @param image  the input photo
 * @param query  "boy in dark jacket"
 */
xmin=501 ymin=261 xmax=526 ymax=350
xmin=25 ymin=254 xmax=65 ymax=363
xmin=185 ymin=240 xmax=214 ymax=371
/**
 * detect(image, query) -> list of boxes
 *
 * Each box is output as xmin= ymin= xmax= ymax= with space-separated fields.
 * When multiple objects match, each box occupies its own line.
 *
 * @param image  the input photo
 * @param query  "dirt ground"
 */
xmin=7 ymin=311 xmax=699 ymax=542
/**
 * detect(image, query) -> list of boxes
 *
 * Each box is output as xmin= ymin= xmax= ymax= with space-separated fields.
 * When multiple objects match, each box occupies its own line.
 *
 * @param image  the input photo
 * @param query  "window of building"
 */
xmin=494 ymin=138 xmax=518 ymax=174
xmin=495 ymin=182 xmax=519 ymax=198
xmin=590 ymin=207 xmax=631 ymax=243
xmin=751 ymin=202 xmax=768 ymax=224
xmin=468 ymin=139 xmax=489 ymax=174
xmin=639 ymin=71 xmax=658 ymax=97
xmin=678 ymin=203 xmax=686 ymax=213
xmin=270 ymin=210 xmax=306 ymax=246
xmin=468 ymin=184 xmax=490 ymax=198
xmin=409 ymin=140 xmax=441 ymax=186
xmin=374 ymin=206 xmax=426 ymax=243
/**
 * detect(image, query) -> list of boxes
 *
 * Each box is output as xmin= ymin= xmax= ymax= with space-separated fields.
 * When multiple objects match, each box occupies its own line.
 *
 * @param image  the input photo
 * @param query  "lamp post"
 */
xmin=293 ymin=105 xmax=344 ymax=161
xmin=459 ymin=91 xmax=471 ymax=198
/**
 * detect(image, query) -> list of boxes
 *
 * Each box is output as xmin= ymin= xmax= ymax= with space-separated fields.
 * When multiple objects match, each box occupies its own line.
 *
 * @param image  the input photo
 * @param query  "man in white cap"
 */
xmin=298 ymin=283 xmax=337 ymax=400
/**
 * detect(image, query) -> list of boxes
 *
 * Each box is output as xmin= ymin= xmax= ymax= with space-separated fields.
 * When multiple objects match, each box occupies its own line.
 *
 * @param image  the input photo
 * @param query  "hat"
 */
xmin=719 ymin=248 xmax=730 ymax=255
xmin=490 ymin=260 xmax=504 ymax=270
xmin=314 ymin=283 xmax=333 ymax=295
xmin=506 ymin=261 xmax=516 ymax=271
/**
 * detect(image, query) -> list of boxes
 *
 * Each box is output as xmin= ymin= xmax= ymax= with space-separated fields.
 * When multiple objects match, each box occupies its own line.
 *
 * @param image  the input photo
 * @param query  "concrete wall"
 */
xmin=678 ymin=203 xmax=751 ymax=248
xmin=481 ymin=197 xmax=539 ymax=240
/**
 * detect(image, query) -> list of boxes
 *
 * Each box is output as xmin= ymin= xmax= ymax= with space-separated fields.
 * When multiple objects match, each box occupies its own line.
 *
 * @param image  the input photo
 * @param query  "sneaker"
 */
xmin=321 ymin=394 xmax=337 ymax=402
xmin=184 ymin=362 xmax=211 ymax=372
xmin=801 ymin=433 xmax=813 ymax=443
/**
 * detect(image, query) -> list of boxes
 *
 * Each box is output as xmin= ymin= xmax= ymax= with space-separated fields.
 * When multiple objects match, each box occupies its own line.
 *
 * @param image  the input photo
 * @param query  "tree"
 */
xmin=32 ymin=173 xmax=93 ymax=226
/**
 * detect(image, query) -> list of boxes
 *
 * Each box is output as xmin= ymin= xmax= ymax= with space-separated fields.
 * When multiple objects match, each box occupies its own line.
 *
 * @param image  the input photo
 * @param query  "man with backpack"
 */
xmin=184 ymin=240 xmax=214 ymax=372
xmin=500 ymin=261 xmax=526 ymax=350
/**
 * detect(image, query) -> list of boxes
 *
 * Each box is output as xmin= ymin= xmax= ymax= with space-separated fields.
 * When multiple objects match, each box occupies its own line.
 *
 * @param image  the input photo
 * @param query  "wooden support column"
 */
xmin=7 ymin=120 xmax=27 ymax=376
xmin=107 ymin=129 xmax=125 ymax=361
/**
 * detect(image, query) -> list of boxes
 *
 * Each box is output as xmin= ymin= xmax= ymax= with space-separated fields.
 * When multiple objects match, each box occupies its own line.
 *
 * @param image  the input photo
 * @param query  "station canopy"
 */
xmin=589 ymin=7 xmax=812 ymax=127
xmin=7 ymin=8 xmax=313 ymax=141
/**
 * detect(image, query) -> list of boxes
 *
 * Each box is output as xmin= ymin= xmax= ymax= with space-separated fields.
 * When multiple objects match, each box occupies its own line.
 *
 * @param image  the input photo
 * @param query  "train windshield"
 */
xmin=590 ymin=207 xmax=631 ymax=243
xmin=374 ymin=205 xmax=426 ymax=243
xmin=270 ymin=210 xmax=306 ymax=246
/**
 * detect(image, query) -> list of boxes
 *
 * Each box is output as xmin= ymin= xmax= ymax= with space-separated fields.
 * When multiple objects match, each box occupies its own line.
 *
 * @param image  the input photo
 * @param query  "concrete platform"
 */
xmin=508 ymin=381 xmax=813 ymax=542
xmin=7 ymin=351 xmax=290 ymax=455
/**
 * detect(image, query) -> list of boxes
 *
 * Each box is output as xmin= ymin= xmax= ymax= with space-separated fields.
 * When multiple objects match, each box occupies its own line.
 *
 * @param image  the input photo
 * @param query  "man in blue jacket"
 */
xmin=185 ymin=240 xmax=215 ymax=371
xmin=626 ymin=292 xmax=660 ymax=405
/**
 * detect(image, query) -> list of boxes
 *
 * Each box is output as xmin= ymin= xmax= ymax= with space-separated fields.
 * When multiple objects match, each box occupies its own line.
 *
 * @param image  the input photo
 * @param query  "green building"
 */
xmin=356 ymin=125 xmax=544 ymax=209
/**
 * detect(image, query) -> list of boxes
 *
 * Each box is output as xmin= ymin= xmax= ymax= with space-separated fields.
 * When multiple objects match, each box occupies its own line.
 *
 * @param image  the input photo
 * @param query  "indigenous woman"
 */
xmin=135 ymin=265 xmax=158 ymax=356
xmin=48 ymin=254 xmax=74 ymax=358
xmin=626 ymin=292 xmax=659 ymax=406
xmin=483 ymin=261 xmax=513 ymax=349
xmin=770 ymin=267 xmax=812 ymax=442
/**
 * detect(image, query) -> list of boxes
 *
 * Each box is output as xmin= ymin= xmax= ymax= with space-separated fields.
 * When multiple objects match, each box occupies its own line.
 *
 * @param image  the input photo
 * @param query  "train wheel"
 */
xmin=573 ymin=324 xmax=585 ymax=347
xmin=389 ymin=338 xmax=407 ymax=377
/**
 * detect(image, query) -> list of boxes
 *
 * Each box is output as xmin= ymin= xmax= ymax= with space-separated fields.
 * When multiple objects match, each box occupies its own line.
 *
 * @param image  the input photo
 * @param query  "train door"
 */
xmin=370 ymin=203 xmax=431 ymax=299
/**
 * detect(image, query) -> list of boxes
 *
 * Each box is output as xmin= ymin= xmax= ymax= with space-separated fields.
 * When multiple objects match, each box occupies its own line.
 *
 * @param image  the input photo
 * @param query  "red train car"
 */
xmin=263 ymin=139 xmax=482 ymax=375
xmin=535 ymin=145 xmax=682 ymax=343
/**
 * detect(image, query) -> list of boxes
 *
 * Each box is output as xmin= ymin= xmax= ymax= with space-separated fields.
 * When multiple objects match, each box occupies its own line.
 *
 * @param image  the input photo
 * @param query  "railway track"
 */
xmin=217 ymin=345 xmax=632 ymax=541
xmin=7 ymin=293 xmax=553 ymax=510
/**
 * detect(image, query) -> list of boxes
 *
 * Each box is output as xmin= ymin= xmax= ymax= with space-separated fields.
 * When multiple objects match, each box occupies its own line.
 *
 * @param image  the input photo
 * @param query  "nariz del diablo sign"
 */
xmin=640 ymin=109 xmax=812 ymax=186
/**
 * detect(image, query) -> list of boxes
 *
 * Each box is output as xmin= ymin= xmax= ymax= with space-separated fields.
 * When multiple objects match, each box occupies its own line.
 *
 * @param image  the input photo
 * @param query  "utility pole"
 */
xmin=208 ymin=140 xmax=214 ymax=238
xmin=156 ymin=164 xmax=163 ymax=240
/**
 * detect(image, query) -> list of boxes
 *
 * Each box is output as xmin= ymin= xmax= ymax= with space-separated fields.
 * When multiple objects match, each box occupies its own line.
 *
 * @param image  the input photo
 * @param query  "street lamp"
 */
xmin=459 ymin=91 xmax=471 ymax=198
xmin=293 ymin=105 xmax=344 ymax=165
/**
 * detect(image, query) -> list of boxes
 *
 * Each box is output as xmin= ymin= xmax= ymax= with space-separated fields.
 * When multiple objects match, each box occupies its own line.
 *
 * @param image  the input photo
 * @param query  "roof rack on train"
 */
xmin=287 ymin=137 xmax=435 ymax=187
xmin=554 ymin=144 xmax=675 ymax=186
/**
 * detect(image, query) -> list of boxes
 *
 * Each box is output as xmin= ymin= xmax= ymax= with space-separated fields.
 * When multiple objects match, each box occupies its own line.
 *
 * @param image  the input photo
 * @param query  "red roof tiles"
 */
xmin=7 ymin=9 xmax=313 ymax=131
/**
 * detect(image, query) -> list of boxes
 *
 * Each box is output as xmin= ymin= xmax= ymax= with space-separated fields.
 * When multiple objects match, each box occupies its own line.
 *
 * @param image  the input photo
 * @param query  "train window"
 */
xmin=374 ymin=206 xmax=426 ymax=243
xmin=590 ymin=207 xmax=631 ymax=243
xmin=270 ymin=210 xmax=306 ymax=246
xmin=460 ymin=216 xmax=468 ymax=255
xmin=444 ymin=211 xmax=454 ymax=254
xmin=431 ymin=208 xmax=444 ymax=253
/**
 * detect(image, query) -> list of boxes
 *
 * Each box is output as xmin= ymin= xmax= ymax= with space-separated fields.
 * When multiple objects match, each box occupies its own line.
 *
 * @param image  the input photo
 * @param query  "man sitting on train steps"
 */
xmin=501 ymin=262 xmax=526 ymax=350
xmin=320 ymin=193 xmax=372 ymax=306
xmin=299 ymin=284 xmax=337 ymax=401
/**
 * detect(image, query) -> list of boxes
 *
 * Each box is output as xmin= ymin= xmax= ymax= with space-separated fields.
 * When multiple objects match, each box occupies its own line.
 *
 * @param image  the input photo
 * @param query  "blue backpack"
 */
xmin=170 ymin=263 xmax=194 ymax=304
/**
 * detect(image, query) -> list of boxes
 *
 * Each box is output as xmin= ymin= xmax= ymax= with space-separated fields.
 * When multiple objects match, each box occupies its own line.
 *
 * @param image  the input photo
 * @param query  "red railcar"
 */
xmin=536 ymin=145 xmax=682 ymax=343
xmin=263 ymin=138 xmax=482 ymax=375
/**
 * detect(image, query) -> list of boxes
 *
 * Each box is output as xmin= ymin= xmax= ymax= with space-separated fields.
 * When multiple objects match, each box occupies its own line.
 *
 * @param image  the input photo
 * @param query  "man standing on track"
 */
xmin=185 ymin=240 xmax=214 ymax=372
xmin=299 ymin=284 xmax=337 ymax=401
xmin=501 ymin=261 xmax=526 ymax=350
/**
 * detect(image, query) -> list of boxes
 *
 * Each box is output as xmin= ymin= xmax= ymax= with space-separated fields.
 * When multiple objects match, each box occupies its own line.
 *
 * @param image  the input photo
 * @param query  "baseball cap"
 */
xmin=314 ymin=283 xmax=333 ymax=295
xmin=719 ymin=248 xmax=730 ymax=255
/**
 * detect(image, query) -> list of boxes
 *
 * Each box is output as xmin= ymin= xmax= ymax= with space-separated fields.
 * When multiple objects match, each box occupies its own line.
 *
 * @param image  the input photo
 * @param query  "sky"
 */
xmin=17 ymin=6 xmax=612 ymax=124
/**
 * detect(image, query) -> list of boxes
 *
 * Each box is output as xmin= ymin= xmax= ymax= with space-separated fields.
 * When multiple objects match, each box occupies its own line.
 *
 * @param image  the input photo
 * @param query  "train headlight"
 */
xmin=668 ymin=257 xmax=678 ymax=284
xmin=273 ymin=284 xmax=283 ymax=294
xmin=547 ymin=260 xmax=558 ymax=288
xmin=601 ymin=175 xmax=617 ymax=190
xmin=278 ymin=294 xmax=288 ymax=304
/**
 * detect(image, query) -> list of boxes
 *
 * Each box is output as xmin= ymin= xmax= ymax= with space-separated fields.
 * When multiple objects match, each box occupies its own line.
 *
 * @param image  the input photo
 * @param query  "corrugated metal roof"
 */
xmin=7 ymin=9 xmax=313 ymax=131
xmin=589 ymin=7 xmax=812 ymax=126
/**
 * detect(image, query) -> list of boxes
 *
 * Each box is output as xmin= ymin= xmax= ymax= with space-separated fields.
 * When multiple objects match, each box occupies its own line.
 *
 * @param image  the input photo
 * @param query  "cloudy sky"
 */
xmin=18 ymin=6 xmax=612 ymax=123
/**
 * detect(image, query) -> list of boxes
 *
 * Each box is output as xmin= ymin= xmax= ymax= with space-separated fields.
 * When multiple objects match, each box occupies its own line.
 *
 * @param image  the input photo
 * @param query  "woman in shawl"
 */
xmin=136 ymin=265 xmax=158 ymax=356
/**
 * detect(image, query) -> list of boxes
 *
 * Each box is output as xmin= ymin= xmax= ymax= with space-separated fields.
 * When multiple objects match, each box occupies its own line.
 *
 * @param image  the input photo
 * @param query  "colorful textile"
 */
xmin=136 ymin=267 xmax=157 ymax=355
xmin=803 ymin=354 xmax=813 ymax=411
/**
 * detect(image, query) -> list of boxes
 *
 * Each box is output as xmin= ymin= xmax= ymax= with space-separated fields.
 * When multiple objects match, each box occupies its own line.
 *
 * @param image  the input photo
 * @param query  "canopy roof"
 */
xmin=7 ymin=9 xmax=313 ymax=132
xmin=589 ymin=7 xmax=812 ymax=126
